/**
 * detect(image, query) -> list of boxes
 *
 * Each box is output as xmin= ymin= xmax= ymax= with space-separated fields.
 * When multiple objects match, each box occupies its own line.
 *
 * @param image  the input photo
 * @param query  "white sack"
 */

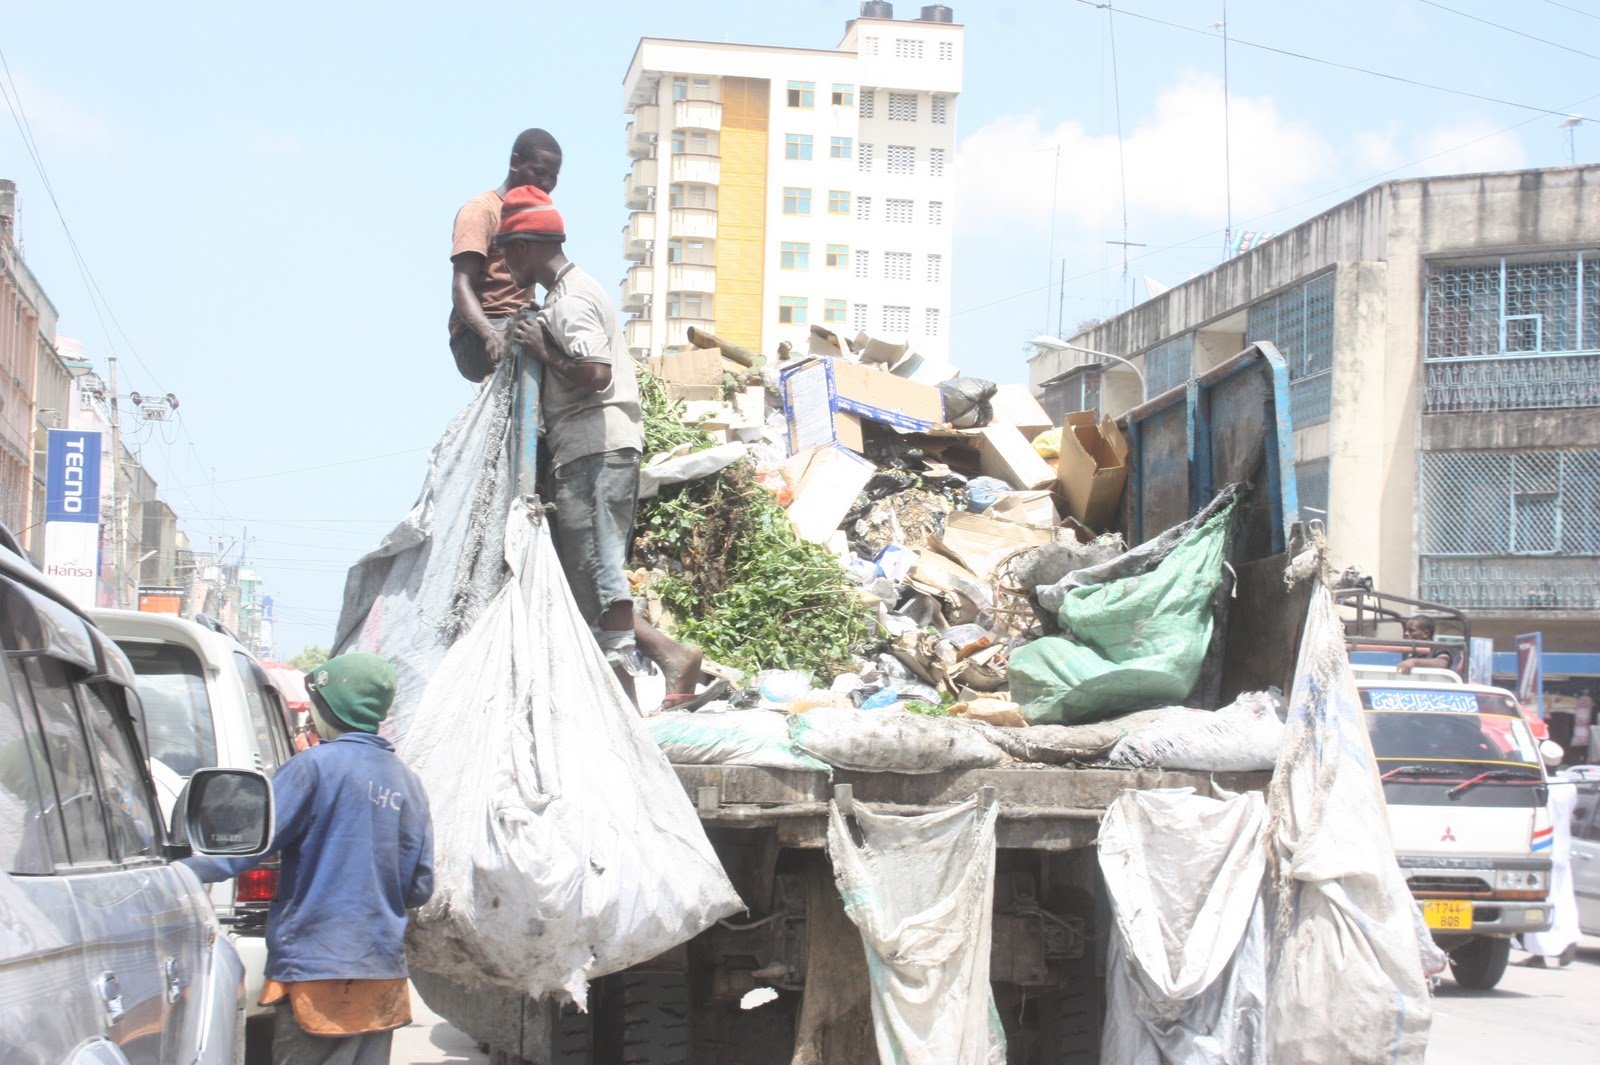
xmin=827 ymin=795 xmax=1007 ymax=1065
xmin=649 ymin=709 xmax=829 ymax=772
xmin=1099 ymin=788 xmax=1268 ymax=1065
xmin=401 ymin=505 xmax=743 ymax=1006
xmin=1107 ymin=690 xmax=1286 ymax=772
xmin=638 ymin=441 xmax=748 ymax=500
xmin=790 ymin=707 xmax=1008 ymax=773
xmin=1265 ymin=570 xmax=1439 ymax=1063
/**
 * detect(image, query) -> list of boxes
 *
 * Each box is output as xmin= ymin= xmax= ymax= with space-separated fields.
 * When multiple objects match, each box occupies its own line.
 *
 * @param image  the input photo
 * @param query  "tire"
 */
xmin=243 ymin=1015 xmax=274 ymax=1065
xmin=618 ymin=972 xmax=692 ymax=1065
xmin=1041 ymin=956 xmax=1102 ymax=1065
xmin=553 ymin=1000 xmax=596 ymax=1065
xmin=1449 ymin=936 xmax=1511 ymax=990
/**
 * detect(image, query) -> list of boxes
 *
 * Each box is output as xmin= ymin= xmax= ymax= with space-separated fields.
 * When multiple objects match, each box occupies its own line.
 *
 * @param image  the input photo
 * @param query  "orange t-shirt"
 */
xmin=448 ymin=188 xmax=537 ymax=333
xmin=261 ymin=978 xmax=411 ymax=1036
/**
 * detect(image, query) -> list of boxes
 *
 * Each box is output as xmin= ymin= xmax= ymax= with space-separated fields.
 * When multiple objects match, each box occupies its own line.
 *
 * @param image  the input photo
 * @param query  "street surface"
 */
xmin=391 ymin=937 xmax=1600 ymax=1064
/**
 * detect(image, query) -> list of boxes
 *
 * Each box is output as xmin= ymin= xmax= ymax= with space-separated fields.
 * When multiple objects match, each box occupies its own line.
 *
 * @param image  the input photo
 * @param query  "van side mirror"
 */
xmin=171 ymin=768 xmax=274 ymax=857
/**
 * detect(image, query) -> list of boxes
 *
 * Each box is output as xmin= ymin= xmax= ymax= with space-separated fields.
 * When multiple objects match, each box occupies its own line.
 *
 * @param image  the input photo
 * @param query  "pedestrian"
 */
xmin=1395 ymin=613 xmax=1460 ymax=675
xmin=494 ymin=183 xmax=719 ymax=712
xmin=448 ymin=128 xmax=563 ymax=383
xmin=185 ymin=652 xmax=434 ymax=1064
xmin=1520 ymin=753 xmax=1581 ymax=967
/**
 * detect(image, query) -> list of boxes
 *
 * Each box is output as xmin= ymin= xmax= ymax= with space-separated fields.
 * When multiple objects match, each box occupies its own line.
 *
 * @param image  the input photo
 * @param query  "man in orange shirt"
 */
xmin=448 ymin=129 xmax=562 ymax=382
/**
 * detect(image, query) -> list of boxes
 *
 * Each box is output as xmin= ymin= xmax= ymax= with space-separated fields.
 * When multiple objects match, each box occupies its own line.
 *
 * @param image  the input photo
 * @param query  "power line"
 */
xmin=1416 ymin=0 xmax=1600 ymax=63
xmin=171 ymin=446 xmax=428 ymax=490
xmin=1067 ymin=0 xmax=1579 ymax=118
xmin=1538 ymin=0 xmax=1600 ymax=21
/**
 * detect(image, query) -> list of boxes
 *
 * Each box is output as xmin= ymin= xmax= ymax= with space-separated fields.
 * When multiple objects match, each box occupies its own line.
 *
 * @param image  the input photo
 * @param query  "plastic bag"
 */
xmin=963 ymin=476 xmax=1011 ymax=513
xmin=648 ymin=709 xmax=828 ymax=772
xmin=1107 ymin=690 xmax=1286 ymax=772
xmin=1032 ymin=427 xmax=1063 ymax=460
xmin=827 ymin=795 xmax=1007 ymax=1065
xmin=939 ymin=377 xmax=1000 ymax=430
xmin=401 ymin=506 xmax=742 ymax=1006
xmin=638 ymin=442 xmax=748 ymax=500
xmin=789 ymin=707 xmax=1007 ymax=773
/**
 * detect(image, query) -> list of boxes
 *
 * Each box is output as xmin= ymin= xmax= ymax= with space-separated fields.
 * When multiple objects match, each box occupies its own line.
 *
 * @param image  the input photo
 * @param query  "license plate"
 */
xmin=1423 ymin=900 xmax=1473 ymax=930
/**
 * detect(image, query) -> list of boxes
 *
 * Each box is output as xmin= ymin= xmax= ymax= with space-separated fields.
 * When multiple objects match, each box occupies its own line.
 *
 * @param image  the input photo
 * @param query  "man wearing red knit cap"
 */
xmin=496 ymin=185 xmax=706 ymax=709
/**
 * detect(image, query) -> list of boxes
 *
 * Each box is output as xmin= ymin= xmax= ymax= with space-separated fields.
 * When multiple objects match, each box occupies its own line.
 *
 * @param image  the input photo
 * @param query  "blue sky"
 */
xmin=4 ymin=0 xmax=1594 ymax=655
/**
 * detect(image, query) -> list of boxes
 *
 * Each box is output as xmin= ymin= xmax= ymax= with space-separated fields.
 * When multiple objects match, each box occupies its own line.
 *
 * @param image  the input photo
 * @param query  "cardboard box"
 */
xmin=786 ymin=444 xmax=876 ymax=544
xmin=649 ymin=349 xmax=723 ymax=401
xmin=989 ymin=384 xmax=1054 ymax=439
xmin=779 ymin=357 xmax=945 ymax=455
xmin=989 ymin=490 xmax=1060 ymax=528
xmin=1057 ymin=411 xmax=1130 ymax=530
xmin=976 ymin=424 xmax=1057 ymax=490
xmin=931 ymin=510 xmax=1055 ymax=582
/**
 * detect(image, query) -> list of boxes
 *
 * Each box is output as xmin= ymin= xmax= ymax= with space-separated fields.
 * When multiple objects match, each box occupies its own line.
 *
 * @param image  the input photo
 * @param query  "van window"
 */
xmin=17 ymin=657 xmax=112 ymax=867
xmin=77 ymin=683 xmax=160 ymax=861
xmin=0 ymin=660 xmax=57 ymax=874
xmin=235 ymin=653 xmax=291 ymax=774
xmin=116 ymin=641 xmax=216 ymax=778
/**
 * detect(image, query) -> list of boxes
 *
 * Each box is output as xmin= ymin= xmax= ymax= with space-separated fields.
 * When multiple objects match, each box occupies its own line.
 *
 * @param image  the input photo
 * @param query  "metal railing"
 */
xmin=1423 ymin=351 xmax=1600 ymax=413
xmin=1420 ymin=556 xmax=1600 ymax=612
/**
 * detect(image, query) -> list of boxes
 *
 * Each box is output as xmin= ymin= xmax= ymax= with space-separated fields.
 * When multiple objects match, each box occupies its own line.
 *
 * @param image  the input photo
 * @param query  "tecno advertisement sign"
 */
xmin=42 ymin=428 xmax=103 ymax=608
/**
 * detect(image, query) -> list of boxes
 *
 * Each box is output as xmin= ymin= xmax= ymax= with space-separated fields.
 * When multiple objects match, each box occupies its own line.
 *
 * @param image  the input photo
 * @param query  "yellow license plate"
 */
xmin=1423 ymin=900 xmax=1474 ymax=930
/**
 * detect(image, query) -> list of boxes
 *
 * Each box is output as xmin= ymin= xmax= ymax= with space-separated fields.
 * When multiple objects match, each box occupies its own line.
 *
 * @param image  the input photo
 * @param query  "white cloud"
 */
xmin=1410 ymin=122 xmax=1528 ymax=176
xmin=955 ymin=75 xmax=1336 ymax=233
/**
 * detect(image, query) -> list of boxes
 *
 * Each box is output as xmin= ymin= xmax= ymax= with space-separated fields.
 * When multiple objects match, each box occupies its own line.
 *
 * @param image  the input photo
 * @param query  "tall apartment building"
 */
xmin=1 ymin=179 xmax=60 ymax=541
xmin=1028 ymin=165 xmax=1600 ymax=746
xmin=620 ymin=4 xmax=962 ymax=362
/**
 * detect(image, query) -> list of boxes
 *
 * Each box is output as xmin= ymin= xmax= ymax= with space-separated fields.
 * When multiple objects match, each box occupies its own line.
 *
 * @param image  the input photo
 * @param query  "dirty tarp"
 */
xmin=1009 ymin=501 xmax=1238 ymax=726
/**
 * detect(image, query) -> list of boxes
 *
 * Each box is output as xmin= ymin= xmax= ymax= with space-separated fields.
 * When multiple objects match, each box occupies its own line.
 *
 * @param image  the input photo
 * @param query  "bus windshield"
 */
xmin=1359 ymin=687 xmax=1541 ymax=770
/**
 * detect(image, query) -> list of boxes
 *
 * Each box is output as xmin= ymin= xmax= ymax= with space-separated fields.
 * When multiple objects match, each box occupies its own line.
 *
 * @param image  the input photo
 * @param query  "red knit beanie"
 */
xmin=496 ymin=185 xmax=566 ymax=243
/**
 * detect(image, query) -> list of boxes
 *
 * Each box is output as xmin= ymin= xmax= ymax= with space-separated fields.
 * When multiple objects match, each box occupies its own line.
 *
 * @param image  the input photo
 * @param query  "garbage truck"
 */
xmin=411 ymin=342 xmax=1330 ymax=1064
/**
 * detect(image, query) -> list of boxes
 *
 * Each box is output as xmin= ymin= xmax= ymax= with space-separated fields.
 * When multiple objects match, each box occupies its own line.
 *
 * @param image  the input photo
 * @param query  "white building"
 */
xmin=620 ymin=4 xmax=962 ymax=361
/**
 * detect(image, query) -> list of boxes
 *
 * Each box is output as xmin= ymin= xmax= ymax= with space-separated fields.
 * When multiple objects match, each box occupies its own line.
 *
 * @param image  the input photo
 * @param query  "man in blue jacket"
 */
xmin=186 ymin=652 xmax=433 ymax=1064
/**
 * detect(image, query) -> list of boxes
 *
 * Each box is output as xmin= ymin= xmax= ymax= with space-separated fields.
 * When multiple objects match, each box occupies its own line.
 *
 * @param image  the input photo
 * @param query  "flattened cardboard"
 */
xmin=989 ymin=490 xmax=1060 ymax=528
xmin=649 ymin=349 xmax=723 ymax=401
xmin=931 ymin=510 xmax=1055 ymax=582
xmin=828 ymin=358 xmax=944 ymax=428
xmin=786 ymin=444 xmax=875 ymax=544
xmin=989 ymin=384 xmax=1053 ymax=439
xmin=976 ymin=424 xmax=1057 ymax=490
xmin=1057 ymin=411 xmax=1130 ymax=530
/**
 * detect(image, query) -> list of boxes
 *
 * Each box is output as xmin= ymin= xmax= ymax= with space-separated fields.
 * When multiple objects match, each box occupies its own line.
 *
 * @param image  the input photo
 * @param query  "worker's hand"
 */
xmin=482 ymin=326 xmax=510 ymax=366
xmin=510 ymin=315 xmax=551 ymax=364
xmin=1396 ymin=660 xmax=1414 ymax=675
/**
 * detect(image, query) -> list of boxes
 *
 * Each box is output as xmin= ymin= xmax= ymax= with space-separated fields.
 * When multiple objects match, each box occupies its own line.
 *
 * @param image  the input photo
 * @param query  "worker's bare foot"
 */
xmin=657 ymin=641 xmax=704 ymax=699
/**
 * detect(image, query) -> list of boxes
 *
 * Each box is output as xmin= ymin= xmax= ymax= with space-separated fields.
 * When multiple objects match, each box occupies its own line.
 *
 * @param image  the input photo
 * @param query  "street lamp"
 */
xmin=1030 ymin=335 xmax=1148 ymax=404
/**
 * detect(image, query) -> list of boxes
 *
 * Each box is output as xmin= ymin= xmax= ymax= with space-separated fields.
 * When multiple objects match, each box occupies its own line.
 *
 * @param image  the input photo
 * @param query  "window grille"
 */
xmin=939 ymin=41 xmax=954 ymax=61
xmin=1295 ymin=458 xmax=1330 ymax=519
xmin=888 ymin=92 xmax=918 ymax=122
xmin=1142 ymin=334 xmax=1194 ymax=396
xmin=882 ymin=305 xmax=910 ymax=333
xmin=855 ymin=250 xmax=870 ymax=279
xmin=856 ymin=196 xmax=872 ymax=222
xmin=887 ymin=145 xmax=914 ymax=175
xmin=1040 ymin=367 xmax=1102 ymax=422
xmin=927 ymin=254 xmax=942 ymax=283
xmin=852 ymin=303 xmax=868 ymax=333
xmin=931 ymin=95 xmax=948 ymax=124
xmin=859 ymin=90 xmax=875 ymax=119
xmin=885 ymin=198 xmax=913 ymax=223
xmin=884 ymin=252 xmax=911 ymax=281
xmin=929 ymin=147 xmax=946 ymax=176
xmin=925 ymin=308 xmax=940 ymax=337
xmin=863 ymin=36 xmax=879 ymax=57
xmin=1423 ymin=251 xmax=1600 ymax=413
xmin=858 ymin=143 xmax=874 ymax=172
xmin=1246 ymin=271 xmax=1335 ymax=427
xmin=894 ymin=38 xmax=924 ymax=60
xmin=928 ymin=201 xmax=943 ymax=225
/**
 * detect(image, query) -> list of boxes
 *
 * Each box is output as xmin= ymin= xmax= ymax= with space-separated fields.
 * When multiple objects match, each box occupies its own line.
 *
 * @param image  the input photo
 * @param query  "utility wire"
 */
xmin=1416 ymin=0 xmax=1600 ymax=63
xmin=1068 ymin=0 xmax=1579 ymax=118
xmin=1538 ymin=0 xmax=1600 ymax=21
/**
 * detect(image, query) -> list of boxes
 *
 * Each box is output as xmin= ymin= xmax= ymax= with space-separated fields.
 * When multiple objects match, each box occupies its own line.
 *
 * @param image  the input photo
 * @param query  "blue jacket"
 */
xmin=185 ymin=732 xmax=434 ymax=982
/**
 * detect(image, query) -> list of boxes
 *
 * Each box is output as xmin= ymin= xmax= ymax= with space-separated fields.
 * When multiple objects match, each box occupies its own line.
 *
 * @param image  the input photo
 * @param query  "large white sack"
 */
xmin=1098 ymin=788 xmax=1268 ymax=1065
xmin=401 ymin=504 xmax=743 ymax=1006
xmin=827 ymin=796 xmax=1007 ymax=1065
xmin=1106 ymin=690 xmax=1286 ymax=772
xmin=649 ymin=709 xmax=829 ymax=772
xmin=1265 ymin=565 xmax=1442 ymax=1063
xmin=790 ymin=707 xmax=1008 ymax=773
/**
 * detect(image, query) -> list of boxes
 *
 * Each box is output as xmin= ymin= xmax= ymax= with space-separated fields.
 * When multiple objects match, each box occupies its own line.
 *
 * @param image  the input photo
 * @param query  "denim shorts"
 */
xmin=550 ymin=448 xmax=641 ymax=627
xmin=449 ymin=318 xmax=511 ymax=383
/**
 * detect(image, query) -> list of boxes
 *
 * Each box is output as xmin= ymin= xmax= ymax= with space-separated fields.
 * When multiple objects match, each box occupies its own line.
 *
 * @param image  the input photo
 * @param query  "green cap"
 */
xmin=307 ymin=653 xmax=397 ymax=734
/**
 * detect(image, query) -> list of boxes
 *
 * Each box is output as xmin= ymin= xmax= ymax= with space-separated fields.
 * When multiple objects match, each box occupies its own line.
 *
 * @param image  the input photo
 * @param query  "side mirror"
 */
xmin=171 ymin=768 xmax=274 ymax=857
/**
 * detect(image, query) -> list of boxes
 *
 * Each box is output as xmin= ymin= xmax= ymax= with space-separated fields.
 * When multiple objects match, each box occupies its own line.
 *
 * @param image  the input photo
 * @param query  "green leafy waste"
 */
xmin=633 ymin=371 xmax=872 ymax=679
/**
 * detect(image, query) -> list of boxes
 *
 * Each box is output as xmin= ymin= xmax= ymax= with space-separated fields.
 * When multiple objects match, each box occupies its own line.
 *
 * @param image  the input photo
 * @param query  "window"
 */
xmin=928 ymin=201 xmax=944 ymax=225
xmin=855 ymin=250 xmax=870 ymax=279
xmin=882 ymin=305 xmax=910 ymax=333
xmin=859 ymin=90 xmax=875 ymax=119
xmin=117 ymin=640 xmax=216 ymax=777
xmin=828 ymin=190 xmax=851 ymax=215
xmin=830 ymin=136 xmax=853 ymax=159
xmin=783 ymin=187 xmax=811 ymax=215
xmin=887 ymin=145 xmax=915 ymax=175
xmin=671 ymin=130 xmax=709 ymax=155
xmin=863 ymin=36 xmax=879 ymax=57
xmin=780 ymin=241 xmax=810 ymax=270
xmin=787 ymin=81 xmax=815 ymax=108
xmin=932 ymin=94 xmax=949 ymax=124
xmin=1247 ymin=272 xmax=1336 ymax=427
xmin=19 ymin=657 xmax=110 ymax=866
xmin=856 ymin=196 xmax=872 ymax=222
xmin=692 ymin=78 xmax=712 ymax=98
xmin=77 ymin=682 xmax=159 ymax=860
xmin=236 ymin=653 xmax=292 ymax=773
xmin=925 ymin=308 xmax=941 ymax=336
xmin=884 ymin=251 xmax=912 ymax=281
xmin=671 ymin=130 xmax=684 ymax=154
xmin=779 ymin=296 xmax=808 ymax=324
xmin=894 ymin=38 xmax=924 ymax=60
xmin=666 ymin=293 xmax=705 ymax=318
xmin=785 ymin=133 xmax=813 ymax=161
xmin=1143 ymin=334 xmax=1195 ymax=396
xmin=939 ymin=40 xmax=954 ymax=61
xmin=832 ymin=83 xmax=854 ymax=106
xmin=670 ymin=184 xmax=711 ymax=209
xmin=929 ymin=147 xmax=946 ymax=177
xmin=852 ymin=303 xmax=869 ymax=333
xmin=826 ymin=244 xmax=849 ymax=269
xmin=0 ymin=661 xmax=53 ymax=874
xmin=886 ymin=198 xmax=914 ymax=224
xmin=825 ymin=299 xmax=848 ymax=323
xmin=858 ymin=143 xmax=874 ymax=172
xmin=927 ymin=253 xmax=942 ymax=283
xmin=672 ymin=76 xmax=687 ymax=101
xmin=888 ymin=92 xmax=918 ymax=122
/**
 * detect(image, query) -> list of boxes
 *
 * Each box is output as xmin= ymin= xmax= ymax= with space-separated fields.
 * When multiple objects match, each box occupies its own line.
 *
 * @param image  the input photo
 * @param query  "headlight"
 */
xmin=1495 ymin=869 xmax=1544 ymax=892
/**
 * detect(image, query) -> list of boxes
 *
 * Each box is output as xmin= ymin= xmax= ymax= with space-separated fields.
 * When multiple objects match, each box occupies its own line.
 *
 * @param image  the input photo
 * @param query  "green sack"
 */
xmin=1011 ymin=503 xmax=1236 ymax=725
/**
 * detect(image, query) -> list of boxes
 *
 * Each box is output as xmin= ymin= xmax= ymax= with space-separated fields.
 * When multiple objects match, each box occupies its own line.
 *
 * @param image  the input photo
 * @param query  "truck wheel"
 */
xmin=1041 ymin=957 xmax=1102 ymax=1065
xmin=1449 ymin=936 xmax=1511 ymax=990
xmin=552 ymin=1001 xmax=596 ymax=1065
xmin=618 ymin=972 xmax=692 ymax=1065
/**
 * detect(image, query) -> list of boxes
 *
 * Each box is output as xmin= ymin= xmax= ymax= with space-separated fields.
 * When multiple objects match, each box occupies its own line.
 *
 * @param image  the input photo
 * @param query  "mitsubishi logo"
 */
xmin=1441 ymin=826 xmax=1457 ymax=842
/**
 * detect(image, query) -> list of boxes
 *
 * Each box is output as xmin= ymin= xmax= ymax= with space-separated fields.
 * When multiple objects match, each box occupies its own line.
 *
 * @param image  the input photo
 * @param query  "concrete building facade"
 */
xmin=620 ymin=5 xmax=961 ymax=360
xmin=1028 ymin=165 xmax=1600 ymax=691
xmin=1 ymin=179 xmax=60 ymax=542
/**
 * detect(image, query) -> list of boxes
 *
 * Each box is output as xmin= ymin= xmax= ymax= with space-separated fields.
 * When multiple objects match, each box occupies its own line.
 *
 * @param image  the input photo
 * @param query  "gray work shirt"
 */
xmin=536 ymin=264 xmax=644 ymax=469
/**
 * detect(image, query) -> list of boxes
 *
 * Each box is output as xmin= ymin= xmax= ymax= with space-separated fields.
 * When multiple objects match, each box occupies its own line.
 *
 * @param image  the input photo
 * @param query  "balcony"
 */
xmin=673 ymin=99 xmax=722 ymax=131
xmin=664 ymin=317 xmax=716 ymax=348
xmin=627 ymin=105 xmax=660 ymax=158
xmin=1420 ymin=557 xmax=1600 ymax=613
xmin=623 ymin=265 xmax=655 ymax=310
xmin=625 ymin=316 xmax=653 ymax=353
xmin=667 ymin=263 xmax=716 ymax=294
xmin=625 ymin=157 xmax=657 ymax=210
xmin=1424 ymin=352 xmax=1600 ymax=414
xmin=622 ymin=212 xmax=655 ymax=262
xmin=670 ymin=153 xmax=720 ymax=185
xmin=669 ymin=207 xmax=718 ymax=240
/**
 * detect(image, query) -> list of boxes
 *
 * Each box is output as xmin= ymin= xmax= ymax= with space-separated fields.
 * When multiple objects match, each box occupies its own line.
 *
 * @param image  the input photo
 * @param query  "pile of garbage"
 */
xmin=631 ymin=326 xmax=1284 ymax=775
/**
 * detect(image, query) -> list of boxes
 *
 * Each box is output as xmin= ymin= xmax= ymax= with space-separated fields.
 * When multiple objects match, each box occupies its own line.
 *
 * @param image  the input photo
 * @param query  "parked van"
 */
xmin=88 ymin=608 xmax=296 ymax=1028
xmin=0 ymin=527 xmax=273 ymax=1063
